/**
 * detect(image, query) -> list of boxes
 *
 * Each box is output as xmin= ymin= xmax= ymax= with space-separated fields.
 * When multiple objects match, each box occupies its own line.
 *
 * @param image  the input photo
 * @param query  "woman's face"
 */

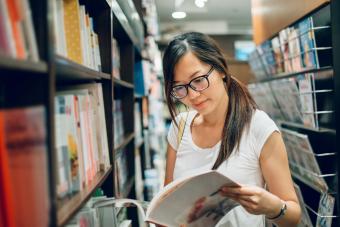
xmin=173 ymin=52 xmax=228 ymax=115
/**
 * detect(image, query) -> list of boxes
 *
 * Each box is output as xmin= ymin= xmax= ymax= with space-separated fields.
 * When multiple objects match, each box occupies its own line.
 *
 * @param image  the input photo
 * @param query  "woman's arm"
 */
xmin=259 ymin=131 xmax=301 ymax=226
xmin=220 ymin=132 xmax=301 ymax=226
xmin=164 ymin=143 xmax=177 ymax=186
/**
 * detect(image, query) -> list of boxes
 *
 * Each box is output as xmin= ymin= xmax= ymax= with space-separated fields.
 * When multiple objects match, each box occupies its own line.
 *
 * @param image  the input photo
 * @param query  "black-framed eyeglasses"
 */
xmin=171 ymin=66 xmax=214 ymax=99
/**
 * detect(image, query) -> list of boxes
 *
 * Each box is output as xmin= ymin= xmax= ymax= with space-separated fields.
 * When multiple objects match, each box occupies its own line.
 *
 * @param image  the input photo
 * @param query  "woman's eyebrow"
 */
xmin=173 ymin=70 xmax=201 ymax=84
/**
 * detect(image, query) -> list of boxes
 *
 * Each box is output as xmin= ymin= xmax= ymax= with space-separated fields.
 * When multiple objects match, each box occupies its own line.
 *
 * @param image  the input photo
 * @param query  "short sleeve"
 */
xmin=167 ymin=119 xmax=179 ymax=150
xmin=251 ymin=110 xmax=280 ymax=157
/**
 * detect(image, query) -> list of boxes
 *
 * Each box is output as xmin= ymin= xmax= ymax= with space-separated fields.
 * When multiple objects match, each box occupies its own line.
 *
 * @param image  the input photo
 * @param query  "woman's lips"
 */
xmin=193 ymin=100 xmax=207 ymax=109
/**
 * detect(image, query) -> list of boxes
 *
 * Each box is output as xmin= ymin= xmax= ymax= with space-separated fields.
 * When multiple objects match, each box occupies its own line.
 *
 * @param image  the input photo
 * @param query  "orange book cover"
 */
xmin=4 ymin=106 xmax=50 ymax=227
xmin=6 ymin=0 xmax=26 ymax=59
xmin=0 ymin=112 xmax=16 ymax=227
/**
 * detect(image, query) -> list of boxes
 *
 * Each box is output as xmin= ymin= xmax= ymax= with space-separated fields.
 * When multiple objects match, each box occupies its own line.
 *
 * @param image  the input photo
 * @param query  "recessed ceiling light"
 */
xmin=172 ymin=11 xmax=186 ymax=19
xmin=195 ymin=0 xmax=205 ymax=8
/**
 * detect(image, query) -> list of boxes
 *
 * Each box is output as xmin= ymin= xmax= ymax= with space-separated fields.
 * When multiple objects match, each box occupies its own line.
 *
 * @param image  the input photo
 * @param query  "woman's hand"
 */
xmin=220 ymin=185 xmax=283 ymax=218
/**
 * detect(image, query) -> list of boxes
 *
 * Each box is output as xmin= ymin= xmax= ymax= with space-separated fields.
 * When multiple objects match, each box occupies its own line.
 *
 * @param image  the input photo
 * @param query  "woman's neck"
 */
xmin=201 ymin=93 xmax=229 ymax=127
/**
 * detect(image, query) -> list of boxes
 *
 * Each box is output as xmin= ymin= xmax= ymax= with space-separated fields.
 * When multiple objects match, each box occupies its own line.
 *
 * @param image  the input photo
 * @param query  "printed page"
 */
xmin=146 ymin=170 xmax=239 ymax=227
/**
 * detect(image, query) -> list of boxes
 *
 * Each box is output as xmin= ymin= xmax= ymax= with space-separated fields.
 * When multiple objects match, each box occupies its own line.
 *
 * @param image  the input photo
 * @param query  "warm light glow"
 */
xmin=172 ymin=11 xmax=186 ymax=19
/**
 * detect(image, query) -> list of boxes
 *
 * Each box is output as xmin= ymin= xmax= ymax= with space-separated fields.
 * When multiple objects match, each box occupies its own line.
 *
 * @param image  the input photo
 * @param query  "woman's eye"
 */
xmin=193 ymin=77 xmax=205 ymax=83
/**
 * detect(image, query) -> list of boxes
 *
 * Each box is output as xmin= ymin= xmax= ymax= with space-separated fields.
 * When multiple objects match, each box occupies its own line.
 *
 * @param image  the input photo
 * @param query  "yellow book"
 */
xmin=63 ymin=0 xmax=83 ymax=64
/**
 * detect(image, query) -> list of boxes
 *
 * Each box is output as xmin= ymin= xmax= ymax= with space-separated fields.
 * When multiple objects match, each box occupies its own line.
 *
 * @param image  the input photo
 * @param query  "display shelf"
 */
xmin=113 ymin=77 xmax=134 ymax=89
xmin=0 ymin=55 xmax=47 ymax=73
xmin=55 ymin=55 xmax=111 ymax=81
xmin=254 ymin=66 xmax=332 ymax=83
xmin=280 ymin=121 xmax=336 ymax=135
xmin=57 ymin=167 xmax=113 ymax=226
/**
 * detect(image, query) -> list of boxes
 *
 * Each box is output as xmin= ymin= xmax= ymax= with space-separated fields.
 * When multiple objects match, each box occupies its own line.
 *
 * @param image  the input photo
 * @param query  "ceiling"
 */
xmin=154 ymin=0 xmax=253 ymax=41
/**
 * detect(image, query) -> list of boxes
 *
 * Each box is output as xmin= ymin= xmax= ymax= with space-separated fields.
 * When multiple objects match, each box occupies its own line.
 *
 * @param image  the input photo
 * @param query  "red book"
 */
xmin=0 ymin=112 xmax=16 ymax=227
xmin=4 ymin=106 xmax=50 ymax=227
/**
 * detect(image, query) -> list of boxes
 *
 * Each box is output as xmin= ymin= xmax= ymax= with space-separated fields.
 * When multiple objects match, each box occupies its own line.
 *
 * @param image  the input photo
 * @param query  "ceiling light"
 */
xmin=172 ymin=11 xmax=186 ymax=19
xmin=195 ymin=0 xmax=205 ymax=8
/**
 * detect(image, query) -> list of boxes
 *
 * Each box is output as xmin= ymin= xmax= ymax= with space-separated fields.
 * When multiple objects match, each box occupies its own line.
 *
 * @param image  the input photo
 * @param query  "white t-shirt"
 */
xmin=167 ymin=109 xmax=280 ymax=227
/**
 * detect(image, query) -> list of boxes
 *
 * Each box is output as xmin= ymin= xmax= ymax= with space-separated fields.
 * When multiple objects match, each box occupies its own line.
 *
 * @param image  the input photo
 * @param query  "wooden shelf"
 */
xmin=115 ymin=132 xmax=135 ymax=152
xmin=0 ymin=55 xmax=47 ymax=73
xmin=55 ymin=55 xmax=111 ymax=81
xmin=253 ymin=66 xmax=333 ymax=83
xmin=57 ymin=167 xmax=112 ymax=226
xmin=113 ymin=77 xmax=134 ymax=89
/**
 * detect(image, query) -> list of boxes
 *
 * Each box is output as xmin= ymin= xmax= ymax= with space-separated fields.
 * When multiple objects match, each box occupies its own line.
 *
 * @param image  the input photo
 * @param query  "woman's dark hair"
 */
xmin=163 ymin=32 xmax=257 ymax=169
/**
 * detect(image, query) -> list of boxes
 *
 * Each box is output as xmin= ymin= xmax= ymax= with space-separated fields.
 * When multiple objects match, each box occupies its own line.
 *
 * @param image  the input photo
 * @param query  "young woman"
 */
xmin=163 ymin=32 xmax=301 ymax=226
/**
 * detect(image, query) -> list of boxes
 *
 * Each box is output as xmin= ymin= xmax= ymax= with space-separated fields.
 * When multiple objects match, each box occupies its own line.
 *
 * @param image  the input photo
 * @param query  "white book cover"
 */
xmin=79 ymin=5 xmax=89 ymax=67
xmin=96 ymin=171 xmax=240 ymax=227
xmin=56 ymin=0 xmax=67 ymax=56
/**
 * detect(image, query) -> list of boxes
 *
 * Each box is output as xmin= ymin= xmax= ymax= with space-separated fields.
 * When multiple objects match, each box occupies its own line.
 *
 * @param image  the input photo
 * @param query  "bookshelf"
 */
xmin=0 ymin=0 xmax=148 ymax=226
xmin=250 ymin=1 xmax=339 ymax=226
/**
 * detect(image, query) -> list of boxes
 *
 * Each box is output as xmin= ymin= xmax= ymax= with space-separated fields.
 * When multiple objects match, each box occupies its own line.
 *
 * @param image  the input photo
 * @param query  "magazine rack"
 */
xmin=248 ymin=3 xmax=339 ymax=226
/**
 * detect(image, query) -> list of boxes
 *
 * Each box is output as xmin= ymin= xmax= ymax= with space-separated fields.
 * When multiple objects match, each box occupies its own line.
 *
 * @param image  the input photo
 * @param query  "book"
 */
xmin=2 ymin=106 xmax=50 ymax=227
xmin=144 ymin=170 xmax=239 ymax=226
xmin=92 ymin=170 xmax=240 ymax=227
xmin=0 ymin=112 xmax=16 ymax=227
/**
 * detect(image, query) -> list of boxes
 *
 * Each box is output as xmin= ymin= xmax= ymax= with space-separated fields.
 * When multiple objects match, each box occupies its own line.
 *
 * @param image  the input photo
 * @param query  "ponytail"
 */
xmin=212 ymin=77 xmax=257 ymax=169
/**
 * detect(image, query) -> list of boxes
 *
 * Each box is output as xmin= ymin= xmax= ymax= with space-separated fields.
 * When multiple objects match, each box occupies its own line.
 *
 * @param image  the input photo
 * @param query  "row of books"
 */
xmin=248 ymin=72 xmax=334 ymax=130
xmin=55 ymin=83 xmax=110 ymax=198
xmin=0 ymin=0 xmax=39 ymax=61
xmin=281 ymin=128 xmax=331 ymax=192
xmin=249 ymin=5 xmax=331 ymax=79
xmin=112 ymin=38 xmax=120 ymax=79
xmin=0 ymin=106 xmax=49 ymax=227
xmin=52 ymin=0 xmax=102 ymax=71
xmin=114 ymin=100 xmax=125 ymax=146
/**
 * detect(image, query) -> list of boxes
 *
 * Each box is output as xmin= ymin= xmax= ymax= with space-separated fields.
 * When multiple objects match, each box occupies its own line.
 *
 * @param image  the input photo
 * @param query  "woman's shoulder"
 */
xmin=250 ymin=109 xmax=278 ymax=132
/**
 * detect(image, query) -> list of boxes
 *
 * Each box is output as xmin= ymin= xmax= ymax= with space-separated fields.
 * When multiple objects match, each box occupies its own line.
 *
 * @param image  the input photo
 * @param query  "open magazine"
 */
xmin=95 ymin=170 xmax=240 ymax=227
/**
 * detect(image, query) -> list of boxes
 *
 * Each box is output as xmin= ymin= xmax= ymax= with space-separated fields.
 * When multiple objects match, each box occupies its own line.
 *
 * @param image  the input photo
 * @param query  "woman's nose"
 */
xmin=187 ymin=87 xmax=201 ymax=100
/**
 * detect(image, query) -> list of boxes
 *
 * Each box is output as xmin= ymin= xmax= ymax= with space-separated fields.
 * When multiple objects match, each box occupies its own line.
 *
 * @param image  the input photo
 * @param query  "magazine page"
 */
xmin=294 ymin=184 xmax=313 ymax=227
xmin=146 ymin=170 xmax=240 ymax=227
xmin=297 ymin=73 xmax=316 ymax=128
xmin=271 ymin=79 xmax=303 ymax=124
xmin=316 ymin=193 xmax=335 ymax=227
